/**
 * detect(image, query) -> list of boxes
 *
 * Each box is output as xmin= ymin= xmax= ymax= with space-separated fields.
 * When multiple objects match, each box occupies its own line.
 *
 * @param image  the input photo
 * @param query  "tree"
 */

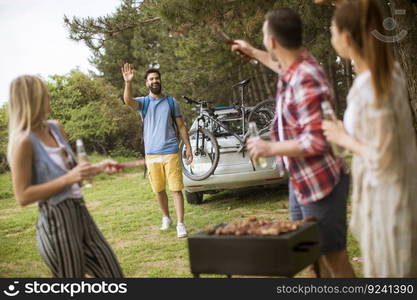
xmin=48 ymin=71 xmax=143 ymax=156
xmin=389 ymin=0 xmax=417 ymax=128
xmin=65 ymin=0 xmax=343 ymax=125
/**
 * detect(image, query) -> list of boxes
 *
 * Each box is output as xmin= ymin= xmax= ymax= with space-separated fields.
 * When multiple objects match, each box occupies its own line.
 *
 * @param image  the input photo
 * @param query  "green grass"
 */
xmin=0 ymin=157 xmax=362 ymax=277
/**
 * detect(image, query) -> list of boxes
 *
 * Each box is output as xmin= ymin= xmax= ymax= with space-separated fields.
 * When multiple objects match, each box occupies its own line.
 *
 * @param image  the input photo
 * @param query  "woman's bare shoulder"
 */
xmin=14 ymin=132 xmax=32 ymax=148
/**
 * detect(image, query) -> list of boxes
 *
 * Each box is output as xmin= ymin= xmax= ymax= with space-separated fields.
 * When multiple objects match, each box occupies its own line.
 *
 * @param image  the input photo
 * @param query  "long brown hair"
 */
xmin=334 ymin=0 xmax=394 ymax=107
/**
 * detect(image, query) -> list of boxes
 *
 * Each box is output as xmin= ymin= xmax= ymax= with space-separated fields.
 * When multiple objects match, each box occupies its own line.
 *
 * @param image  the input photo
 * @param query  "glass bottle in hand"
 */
xmin=76 ymin=139 xmax=93 ymax=188
xmin=248 ymin=122 xmax=267 ymax=168
xmin=321 ymin=101 xmax=346 ymax=157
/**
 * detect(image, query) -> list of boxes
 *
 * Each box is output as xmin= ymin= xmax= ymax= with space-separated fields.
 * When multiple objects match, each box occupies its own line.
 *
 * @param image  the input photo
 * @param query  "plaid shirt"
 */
xmin=272 ymin=50 xmax=345 ymax=205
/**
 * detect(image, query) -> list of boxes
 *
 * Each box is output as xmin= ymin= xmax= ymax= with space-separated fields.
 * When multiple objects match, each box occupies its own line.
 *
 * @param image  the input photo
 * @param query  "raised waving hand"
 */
xmin=121 ymin=63 xmax=134 ymax=83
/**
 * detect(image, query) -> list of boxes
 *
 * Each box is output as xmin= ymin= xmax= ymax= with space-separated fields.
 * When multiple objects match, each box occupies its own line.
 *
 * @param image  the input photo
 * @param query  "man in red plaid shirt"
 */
xmin=231 ymin=8 xmax=355 ymax=277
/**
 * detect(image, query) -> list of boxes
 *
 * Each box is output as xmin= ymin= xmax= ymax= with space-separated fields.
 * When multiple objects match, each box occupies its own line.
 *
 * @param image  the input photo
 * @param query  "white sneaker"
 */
xmin=176 ymin=223 xmax=187 ymax=238
xmin=160 ymin=216 xmax=172 ymax=230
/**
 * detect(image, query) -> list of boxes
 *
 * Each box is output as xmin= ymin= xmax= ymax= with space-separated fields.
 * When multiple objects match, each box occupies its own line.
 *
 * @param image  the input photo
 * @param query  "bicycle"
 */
xmin=230 ymin=78 xmax=275 ymax=137
xmin=179 ymin=79 xmax=275 ymax=181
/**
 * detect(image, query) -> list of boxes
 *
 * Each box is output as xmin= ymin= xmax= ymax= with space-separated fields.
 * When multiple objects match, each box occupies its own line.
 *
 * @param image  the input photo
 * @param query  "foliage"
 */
xmin=64 ymin=1 xmax=286 ymax=123
xmin=64 ymin=0 xmax=367 ymax=123
xmin=47 ymin=70 xmax=143 ymax=156
xmin=0 ymin=105 xmax=8 ymax=173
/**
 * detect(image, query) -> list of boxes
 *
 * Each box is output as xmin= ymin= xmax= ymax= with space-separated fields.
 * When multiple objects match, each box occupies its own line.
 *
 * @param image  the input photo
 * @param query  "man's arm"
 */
xmin=248 ymin=77 xmax=332 ymax=160
xmin=247 ymin=138 xmax=304 ymax=162
xmin=231 ymin=40 xmax=282 ymax=74
xmin=121 ymin=63 xmax=138 ymax=111
xmin=175 ymin=117 xmax=193 ymax=164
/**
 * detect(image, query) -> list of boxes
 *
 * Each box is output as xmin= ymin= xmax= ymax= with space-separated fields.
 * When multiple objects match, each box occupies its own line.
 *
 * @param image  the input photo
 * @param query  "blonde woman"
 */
xmin=322 ymin=0 xmax=417 ymax=277
xmin=7 ymin=75 xmax=124 ymax=278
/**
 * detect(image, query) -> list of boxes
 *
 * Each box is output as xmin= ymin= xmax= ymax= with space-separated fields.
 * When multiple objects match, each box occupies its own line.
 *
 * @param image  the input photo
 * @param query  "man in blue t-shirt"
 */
xmin=121 ymin=63 xmax=193 ymax=238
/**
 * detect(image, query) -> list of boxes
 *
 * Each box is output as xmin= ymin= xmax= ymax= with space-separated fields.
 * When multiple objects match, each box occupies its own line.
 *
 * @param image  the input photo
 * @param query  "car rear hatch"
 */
xmin=213 ymin=135 xmax=275 ymax=175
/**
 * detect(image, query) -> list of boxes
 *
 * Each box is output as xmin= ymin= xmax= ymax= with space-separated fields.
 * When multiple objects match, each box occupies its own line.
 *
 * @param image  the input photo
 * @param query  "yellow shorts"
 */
xmin=146 ymin=153 xmax=184 ymax=193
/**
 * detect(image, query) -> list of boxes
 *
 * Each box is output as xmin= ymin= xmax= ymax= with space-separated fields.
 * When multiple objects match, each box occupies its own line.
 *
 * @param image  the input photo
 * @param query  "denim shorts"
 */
xmin=289 ymin=172 xmax=350 ymax=255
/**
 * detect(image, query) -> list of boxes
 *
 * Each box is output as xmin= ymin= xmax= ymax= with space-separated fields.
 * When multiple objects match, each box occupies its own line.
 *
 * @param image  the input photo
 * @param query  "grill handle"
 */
xmin=293 ymin=241 xmax=318 ymax=252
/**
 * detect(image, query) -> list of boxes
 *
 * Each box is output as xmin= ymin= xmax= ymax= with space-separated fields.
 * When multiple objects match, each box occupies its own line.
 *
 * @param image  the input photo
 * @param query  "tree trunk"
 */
xmin=259 ymin=64 xmax=274 ymax=100
xmin=250 ymin=68 xmax=262 ymax=104
xmin=389 ymin=0 xmax=417 ymax=128
xmin=327 ymin=56 xmax=341 ymax=115
xmin=253 ymin=68 xmax=267 ymax=103
xmin=249 ymin=82 xmax=256 ymax=104
xmin=344 ymin=58 xmax=352 ymax=91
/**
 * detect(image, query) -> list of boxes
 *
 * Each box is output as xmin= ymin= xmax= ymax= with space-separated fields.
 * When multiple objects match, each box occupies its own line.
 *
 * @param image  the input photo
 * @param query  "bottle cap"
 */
xmin=76 ymin=139 xmax=83 ymax=147
xmin=248 ymin=122 xmax=259 ymax=137
xmin=321 ymin=101 xmax=330 ymax=109
xmin=321 ymin=101 xmax=333 ymax=112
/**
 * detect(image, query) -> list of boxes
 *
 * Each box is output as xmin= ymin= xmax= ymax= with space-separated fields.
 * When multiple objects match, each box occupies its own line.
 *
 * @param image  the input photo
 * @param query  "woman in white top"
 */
xmin=8 ymin=75 xmax=124 ymax=277
xmin=322 ymin=0 xmax=417 ymax=277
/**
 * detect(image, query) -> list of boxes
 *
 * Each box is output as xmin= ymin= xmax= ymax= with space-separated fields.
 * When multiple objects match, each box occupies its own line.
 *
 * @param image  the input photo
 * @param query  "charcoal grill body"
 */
xmin=188 ymin=222 xmax=320 ymax=277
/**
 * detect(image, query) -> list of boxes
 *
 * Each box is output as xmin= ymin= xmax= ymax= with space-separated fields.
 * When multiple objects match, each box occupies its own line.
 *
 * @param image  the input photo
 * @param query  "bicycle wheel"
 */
xmin=247 ymin=99 xmax=275 ymax=134
xmin=180 ymin=128 xmax=220 ymax=181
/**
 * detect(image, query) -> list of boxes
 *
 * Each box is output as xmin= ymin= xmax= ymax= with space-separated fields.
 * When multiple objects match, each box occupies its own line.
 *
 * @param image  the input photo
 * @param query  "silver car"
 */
xmin=182 ymin=107 xmax=287 ymax=204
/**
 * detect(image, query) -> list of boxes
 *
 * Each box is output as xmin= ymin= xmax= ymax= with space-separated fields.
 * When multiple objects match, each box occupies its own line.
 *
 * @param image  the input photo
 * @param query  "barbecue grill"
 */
xmin=188 ymin=221 xmax=320 ymax=278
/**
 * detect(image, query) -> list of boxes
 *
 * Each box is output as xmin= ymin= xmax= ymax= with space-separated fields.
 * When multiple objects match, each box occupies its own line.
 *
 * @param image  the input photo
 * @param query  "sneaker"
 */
xmin=176 ymin=223 xmax=187 ymax=238
xmin=160 ymin=216 xmax=172 ymax=230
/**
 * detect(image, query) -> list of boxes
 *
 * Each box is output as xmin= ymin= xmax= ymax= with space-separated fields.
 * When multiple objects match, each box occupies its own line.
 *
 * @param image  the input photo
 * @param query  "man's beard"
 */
xmin=149 ymin=83 xmax=162 ymax=95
